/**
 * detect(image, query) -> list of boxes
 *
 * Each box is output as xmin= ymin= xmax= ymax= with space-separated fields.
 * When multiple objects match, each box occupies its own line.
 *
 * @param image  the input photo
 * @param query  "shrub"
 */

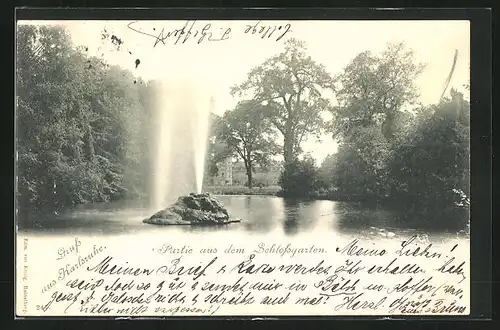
xmin=278 ymin=156 xmax=320 ymax=198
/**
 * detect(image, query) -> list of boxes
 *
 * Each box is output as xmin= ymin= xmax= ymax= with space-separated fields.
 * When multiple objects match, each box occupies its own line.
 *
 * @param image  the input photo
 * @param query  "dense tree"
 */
xmin=16 ymin=24 xmax=155 ymax=223
xmin=281 ymin=43 xmax=469 ymax=229
xmin=219 ymin=100 xmax=279 ymax=188
xmin=278 ymin=155 xmax=319 ymax=198
xmin=318 ymin=154 xmax=336 ymax=186
xmin=330 ymin=126 xmax=391 ymax=198
xmin=387 ymin=89 xmax=470 ymax=212
xmin=231 ymin=38 xmax=335 ymax=164
xmin=331 ymin=42 xmax=424 ymax=141
xmin=317 ymin=42 xmax=425 ymax=200
xmin=17 ymin=25 xmax=104 ymax=211
xmin=205 ymin=113 xmax=232 ymax=180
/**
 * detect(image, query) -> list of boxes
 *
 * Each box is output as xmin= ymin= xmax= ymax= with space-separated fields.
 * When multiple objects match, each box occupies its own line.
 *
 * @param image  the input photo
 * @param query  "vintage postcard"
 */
xmin=15 ymin=18 xmax=471 ymax=317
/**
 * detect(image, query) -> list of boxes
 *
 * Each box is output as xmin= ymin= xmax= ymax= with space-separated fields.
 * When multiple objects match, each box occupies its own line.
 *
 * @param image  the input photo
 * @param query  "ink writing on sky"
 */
xmin=127 ymin=20 xmax=293 ymax=47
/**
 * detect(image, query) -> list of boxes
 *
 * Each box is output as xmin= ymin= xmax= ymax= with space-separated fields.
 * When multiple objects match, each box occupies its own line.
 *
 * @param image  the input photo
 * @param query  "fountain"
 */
xmin=143 ymin=82 xmax=240 ymax=226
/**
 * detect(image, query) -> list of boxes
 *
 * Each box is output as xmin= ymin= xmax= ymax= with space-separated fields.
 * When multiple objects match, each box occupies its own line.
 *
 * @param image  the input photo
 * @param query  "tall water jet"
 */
xmin=145 ymin=84 xmax=240 ymax=226
xmin=151 ymin=81 xmax=212 ymax=212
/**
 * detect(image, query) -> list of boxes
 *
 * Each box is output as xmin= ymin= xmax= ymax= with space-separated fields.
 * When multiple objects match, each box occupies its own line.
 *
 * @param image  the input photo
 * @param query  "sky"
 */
xmin=19 ymin=20 xmax=470 ymax=163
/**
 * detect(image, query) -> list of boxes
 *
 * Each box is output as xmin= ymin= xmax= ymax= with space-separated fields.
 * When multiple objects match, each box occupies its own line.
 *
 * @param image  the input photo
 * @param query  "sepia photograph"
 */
xmin=15 ymin=17 xmax=472 ymax=317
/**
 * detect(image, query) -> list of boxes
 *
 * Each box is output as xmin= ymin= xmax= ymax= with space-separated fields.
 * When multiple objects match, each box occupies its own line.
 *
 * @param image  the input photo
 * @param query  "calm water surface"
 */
xmin=19 ymin=195 xmax=466 ymax=241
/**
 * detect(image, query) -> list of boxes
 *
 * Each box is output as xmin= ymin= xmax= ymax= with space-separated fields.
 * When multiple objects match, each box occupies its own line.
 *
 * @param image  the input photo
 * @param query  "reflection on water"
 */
xmin=282 ymin=199 xmax=299 ymax=235
xmin=281 ymin=199 xmax=321 ymax=235
xmin=19 ymin=195 xmax=467 ymax=240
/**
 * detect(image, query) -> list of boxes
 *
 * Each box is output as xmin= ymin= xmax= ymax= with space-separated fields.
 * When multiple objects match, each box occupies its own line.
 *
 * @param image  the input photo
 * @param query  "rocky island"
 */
xmin=143 ymin=193 xmax=241 ymax=226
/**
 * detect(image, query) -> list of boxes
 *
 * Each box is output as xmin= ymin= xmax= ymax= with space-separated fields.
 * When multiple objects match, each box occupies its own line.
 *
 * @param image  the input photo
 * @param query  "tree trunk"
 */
xmin=283 ymin=124 xmax=295 ymax=164
xmin=381 ymin=112 xmax=395 ymax=139
xmin=246 ymin=169 xmax=253 ymax=189
xmin=246 ymin=159 xmax=253 ymax=189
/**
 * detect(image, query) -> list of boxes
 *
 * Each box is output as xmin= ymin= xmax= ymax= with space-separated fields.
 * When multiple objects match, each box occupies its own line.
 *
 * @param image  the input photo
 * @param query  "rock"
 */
xmin=143 ymin=193 xmax=240 ymax=226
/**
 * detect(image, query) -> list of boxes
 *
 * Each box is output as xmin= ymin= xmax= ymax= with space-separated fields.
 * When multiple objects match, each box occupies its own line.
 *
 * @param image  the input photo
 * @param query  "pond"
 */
xmin=18 ymin=195 xmax=467 ymax=242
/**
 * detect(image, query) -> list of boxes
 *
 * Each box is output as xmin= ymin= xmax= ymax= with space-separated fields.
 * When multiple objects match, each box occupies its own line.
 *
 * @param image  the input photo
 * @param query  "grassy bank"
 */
xmin=204 ymin=186 xmax=281 ymax=195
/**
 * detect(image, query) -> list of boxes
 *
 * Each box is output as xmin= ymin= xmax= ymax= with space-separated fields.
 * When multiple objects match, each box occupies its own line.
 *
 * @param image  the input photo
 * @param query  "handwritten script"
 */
xmin=17 ymin=234 xmax=469 ymax=316
xmin=127 ymin=20 xmax=293 ymax=47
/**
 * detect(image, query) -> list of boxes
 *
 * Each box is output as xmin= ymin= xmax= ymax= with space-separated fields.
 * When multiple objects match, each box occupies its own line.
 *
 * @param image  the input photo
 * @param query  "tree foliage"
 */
xmin=330 ymin=126 xmax=391 ymax=197
xmin=387 ymin=90 xmax=470 ymax=211
xmin=219 ymin=100 xmax=279 ymax=188
xmin=278 ymin=155 xmax=319 ymax=198
xmin=331 ymin=42 xmax=424 ymax=140
xmin=231 ymin=38 xmax=335 ymax=163
xmin=17 ymin=24 xmax=156 ymax=222
xmin=205 ymin=113 xmax=232 ymax=178
xmin=281 ymin=42 xmax=469 ymax=228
